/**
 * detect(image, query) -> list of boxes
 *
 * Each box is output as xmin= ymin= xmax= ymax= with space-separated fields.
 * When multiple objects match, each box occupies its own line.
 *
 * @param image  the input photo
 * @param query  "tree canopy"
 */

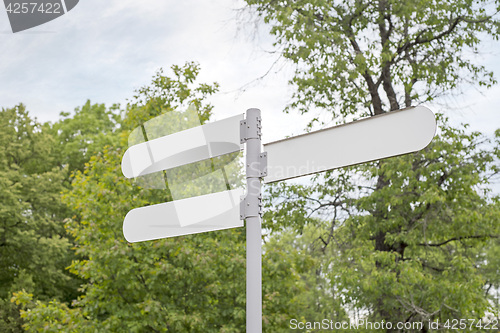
xmin=0 ymin=101 xmax=120 ymax=332
xmin=245 ymin=0 xmax=500 ymax=119
xmin=244 ymin=0 xmax=500 ymax=330
xmin=8 ymin=63 xmax=331 ymax=332
xmin=1 ymin=1 xmax=500 ymax=330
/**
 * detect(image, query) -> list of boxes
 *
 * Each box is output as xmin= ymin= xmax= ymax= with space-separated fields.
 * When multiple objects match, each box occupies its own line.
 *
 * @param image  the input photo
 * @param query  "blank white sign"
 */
xmin=264 ymin=106 xmax=436 ymax=183
xmin=121 ymin=114 xmax=244 ymax=179
xmin=123 ymin=189 xmax=244 ymax=242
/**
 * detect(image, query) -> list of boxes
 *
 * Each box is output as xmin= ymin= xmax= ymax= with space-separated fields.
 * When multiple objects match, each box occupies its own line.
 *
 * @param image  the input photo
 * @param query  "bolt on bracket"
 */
xmin=240 ymin=193 xmax=263 ymax=220
xmin=240 ymin=116 xmax=262 ymax=143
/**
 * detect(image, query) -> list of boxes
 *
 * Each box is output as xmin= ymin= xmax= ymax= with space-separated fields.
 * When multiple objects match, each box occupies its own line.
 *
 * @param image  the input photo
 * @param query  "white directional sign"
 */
xmin=121 ymin=108 xmax=245 ymax=242
xmin=120 ymin=106 xmax=437 ymax=333
xmin=123 ymin=188 xmax=243 ymax=242
xmin=263 ymin=106 xmax=436 ymax=183
xmin=121 ymin=114 xmax=243 ymax=179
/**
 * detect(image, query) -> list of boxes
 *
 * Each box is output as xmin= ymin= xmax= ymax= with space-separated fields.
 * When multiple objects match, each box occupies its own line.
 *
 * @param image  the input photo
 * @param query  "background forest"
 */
xmin=1 ymin=1 xmax=500 ymax=332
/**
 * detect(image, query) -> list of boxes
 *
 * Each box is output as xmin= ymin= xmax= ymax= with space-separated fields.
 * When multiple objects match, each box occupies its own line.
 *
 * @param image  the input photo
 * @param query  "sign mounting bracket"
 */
xmin=240 ymin=115 xmax=262 ymax=143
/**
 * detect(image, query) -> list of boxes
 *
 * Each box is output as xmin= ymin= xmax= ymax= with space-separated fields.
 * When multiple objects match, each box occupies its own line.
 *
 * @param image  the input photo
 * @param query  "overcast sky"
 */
xmin=1 ymin=0 xmax=499 ymax=145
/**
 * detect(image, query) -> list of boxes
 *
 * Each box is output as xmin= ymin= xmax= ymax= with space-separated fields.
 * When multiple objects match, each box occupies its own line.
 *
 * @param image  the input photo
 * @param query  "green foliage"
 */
xmin=0 ymin=105 xmax=82 ymax=332
xmin=49 ymin=100 xmax=121 ymax=176
xmin=264 ymin=116 xmax=500 ymax=328
xmin=60 ymin=145 xmax=244 ymax=332
xmin=56 ymin=145 xmax=322 ymax=331
xmin=125 ymin=61 xmax=219 ymax=131
xmin=263 ymin=222 xmax=348 ymax=328
xmin=10 ymin=63 xmax=324 ymax=332
xmin=12 ymin=290 xmax=95 ymax=333
xmin=0 ymin=96 xmax=123 ymax=331
xmin=248 ymin=0 xmax=500 ymax=329
xmin=245 ymin=0 xmax=500 ymax=120
xmin=0 ymin=298 xmax=24 ymax=333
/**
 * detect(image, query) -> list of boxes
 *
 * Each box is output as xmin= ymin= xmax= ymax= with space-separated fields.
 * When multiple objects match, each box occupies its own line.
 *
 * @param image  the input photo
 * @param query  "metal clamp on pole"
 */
xmin=240 ymin=151 xmax=266 ymax=219
xmin=240 ymin=193 xmax=263 ymax=220
xmin=241 ymin=108 xmax=263 ymax=333
xmin=240 ymin=114 xmax=262 ymax=143
xmin=240 ymin=111 xmax=266 ymax=219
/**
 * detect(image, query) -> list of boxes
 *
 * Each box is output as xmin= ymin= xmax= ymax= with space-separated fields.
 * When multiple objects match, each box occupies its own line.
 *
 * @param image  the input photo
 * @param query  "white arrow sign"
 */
xmin=123 ymin=188 xmax=244 ymax=242
xmin=122 ymin=109 xmax=246 ymax=242
xmin=263 ymin=106 xmax=436 ymax=183
xmin=120 ymin=106 xmax=437 ymax=333
xmin=121 ymin=114 xmax=243 ymax=179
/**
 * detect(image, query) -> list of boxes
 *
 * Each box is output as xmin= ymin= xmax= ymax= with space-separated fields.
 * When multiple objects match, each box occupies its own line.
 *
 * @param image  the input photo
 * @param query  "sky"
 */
xmin=1 ymin=0 xmax=499 ymax=143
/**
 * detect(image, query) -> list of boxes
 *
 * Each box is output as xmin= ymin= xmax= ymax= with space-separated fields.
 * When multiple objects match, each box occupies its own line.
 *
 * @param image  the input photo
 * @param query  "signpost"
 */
xmin=121 ymin=105 xmax=437 ymax=333
xmin=264 ymin=106 xmax=436 ymax=183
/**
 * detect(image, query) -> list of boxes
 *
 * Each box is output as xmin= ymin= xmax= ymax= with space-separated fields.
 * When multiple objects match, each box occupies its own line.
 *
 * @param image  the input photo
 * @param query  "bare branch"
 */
xmin=396 ymin=13 xmax=497 ymax=57
xmin=418 ymin=235 xmax=499 ymax=247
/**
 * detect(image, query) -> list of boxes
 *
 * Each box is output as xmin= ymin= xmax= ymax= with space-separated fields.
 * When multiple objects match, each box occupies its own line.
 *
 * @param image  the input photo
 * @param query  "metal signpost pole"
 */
xmin=241 ymin=108 xmax=264 ymax=333
xmin=122 ymin=105 xmax=436 ymax=333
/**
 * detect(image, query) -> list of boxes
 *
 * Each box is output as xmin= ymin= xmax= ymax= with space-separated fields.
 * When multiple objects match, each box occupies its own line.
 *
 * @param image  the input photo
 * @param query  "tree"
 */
xmin=49 ymin=100 xmax=121 ymax=177
xmin=13 ymin=63 xmax=322 ymax=332
xmin=245 ymin=0 xmax=500 ymax=330
xmin=0 ymin=105 xmax=77 ymax=332
xmin=0 ymin=96 xmax=125 ymax=332
xmin=245 ymin=0 xmax=499 ymax=119
xmin=263 ymin=116 xmax=500 ymax=332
